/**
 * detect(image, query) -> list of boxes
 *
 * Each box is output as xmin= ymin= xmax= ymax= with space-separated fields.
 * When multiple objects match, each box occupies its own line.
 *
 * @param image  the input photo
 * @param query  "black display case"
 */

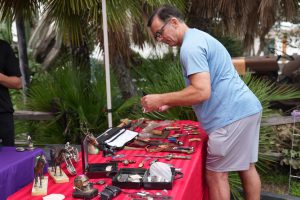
xmin=112 ymin=167 xmax=183 ymax=190
xmin=112 ymin=168 xmax=146 ymax=189
xmin=81 ymin=136 xmax=118 ymax=178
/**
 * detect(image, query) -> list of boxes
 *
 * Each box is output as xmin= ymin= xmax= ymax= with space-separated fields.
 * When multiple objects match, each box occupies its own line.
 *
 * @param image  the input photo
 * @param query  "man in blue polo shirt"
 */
xmin=142 ymin=5 xmax=262 ymax=200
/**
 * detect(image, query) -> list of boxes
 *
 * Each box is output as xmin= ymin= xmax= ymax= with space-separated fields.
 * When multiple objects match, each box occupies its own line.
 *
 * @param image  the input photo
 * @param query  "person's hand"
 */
xmin=0 ymin=73 xmax=4 ymax=81
xmin=158 ymin=105 xmax=171 ymax=112
xmin=141 ymin=94 xmax=163 ymax=112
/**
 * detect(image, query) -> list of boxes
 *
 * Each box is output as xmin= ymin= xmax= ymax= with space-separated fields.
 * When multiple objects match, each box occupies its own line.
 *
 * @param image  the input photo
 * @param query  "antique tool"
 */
xmin=145 ymin=144 xmax=194 ymax=154
xmin=138 ymin=157 xmax=150 ymax=168
xmin=141 ymin=120 xmax=173 ymax=136
xmin=128 ymin=118 xmax=146 ymax=131
xmin=112 ymin=154 xmax=126 ymax=160
xmin=132 ymin=154 xmax=191 ymax=160
xmin=189 ymin=138 xmax=202 ymax=142
xmin=117 ymin=118 xmax=132 ymax=128
xmin=134 ymin=137 xmax=166 ymax=146
xmin=123 ymin=146 xmax=144 ymax=150
xmin=171 ymin=132 xmax=199 ymax=138
xmin=149 ymin=158 xmax=159 ymax=166
xmin=92 ymin=180 xmax=106 ymax=185
xmin=171 ymin=146 xmax=194 ymax=154
xmin=151 ymin=129 xmax=163 ymax=135
xmin=183 ymin=125 xmax=198 ymax=131
xmin=163 ymin=127 xmax=180 ymax=131
xmin=108 ymin=159 xmax=136 ymax=166
xmin=167 ymin=137 xmax=184 ymax=145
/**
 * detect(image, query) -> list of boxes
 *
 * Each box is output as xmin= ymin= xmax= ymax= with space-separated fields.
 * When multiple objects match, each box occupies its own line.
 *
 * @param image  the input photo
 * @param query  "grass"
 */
xmin=291 ymin=178 xmax=300 ymax=197
xmin=261 ymin=165 xmax=300 ymax=197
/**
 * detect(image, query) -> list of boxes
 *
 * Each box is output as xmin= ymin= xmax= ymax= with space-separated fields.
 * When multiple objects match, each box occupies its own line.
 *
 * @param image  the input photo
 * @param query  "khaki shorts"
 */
xmin=206 ymin=112 xmax=262 ymax=172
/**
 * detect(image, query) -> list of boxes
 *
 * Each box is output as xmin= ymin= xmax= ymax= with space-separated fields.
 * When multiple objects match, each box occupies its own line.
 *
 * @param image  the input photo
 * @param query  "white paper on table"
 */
xmin=43 ymin=194 xmax=65 ymax=200
xmin=105 ymin=129 xmax=138 ymax=148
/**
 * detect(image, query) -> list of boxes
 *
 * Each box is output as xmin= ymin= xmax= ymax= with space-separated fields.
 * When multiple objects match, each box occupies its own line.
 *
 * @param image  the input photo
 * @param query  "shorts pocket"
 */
xmin=208 ymin=128 xmax=229 ymax=157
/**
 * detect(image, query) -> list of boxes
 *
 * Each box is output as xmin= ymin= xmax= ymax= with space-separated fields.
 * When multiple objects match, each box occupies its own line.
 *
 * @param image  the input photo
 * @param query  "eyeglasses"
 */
xmin=154 ymin=20 xmax=170 ymax=41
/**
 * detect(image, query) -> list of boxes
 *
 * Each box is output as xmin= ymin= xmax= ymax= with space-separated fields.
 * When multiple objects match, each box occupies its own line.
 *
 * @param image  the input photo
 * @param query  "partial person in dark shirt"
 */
xmin=0 ymin=39 xmax=22 ymax=146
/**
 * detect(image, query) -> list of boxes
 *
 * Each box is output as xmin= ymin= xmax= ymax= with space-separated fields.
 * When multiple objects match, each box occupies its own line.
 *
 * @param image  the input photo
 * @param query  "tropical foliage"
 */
xmin=275 ymin=123 xmax=300 ymax=170
xmin=15 ymin=60 xmax=131 ymax=144
xmin=0 ymin=20 xmax=12 ymax=42
xmin=187 ymin=0 xmax=299 ymax=54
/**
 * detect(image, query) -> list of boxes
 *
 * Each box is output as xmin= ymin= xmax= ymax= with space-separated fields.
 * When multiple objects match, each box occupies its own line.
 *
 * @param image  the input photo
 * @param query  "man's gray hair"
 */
xmin=147 ymin=5 xmax=184 ymax=27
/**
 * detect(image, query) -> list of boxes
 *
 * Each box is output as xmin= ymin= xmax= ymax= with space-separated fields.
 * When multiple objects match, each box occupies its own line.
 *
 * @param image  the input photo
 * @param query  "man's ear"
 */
xmin=170 ymin=17 xmax=180 ymax=27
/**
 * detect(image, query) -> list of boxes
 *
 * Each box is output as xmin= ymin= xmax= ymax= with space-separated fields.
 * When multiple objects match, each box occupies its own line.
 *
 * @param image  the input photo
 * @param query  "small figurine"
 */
xmin=48 ymin=148 xmax=70 ymax=183
xmin=86 ymin=134 xmax=100 ymax=155
xmin=32 ymin=154 xmax=48 ymax=196
xmin=65 ymin=142 xmax=80 ymax=162
xmin=34 ymin=154 xmax=47 ymax=188
xmin=80 ymin=122 xmax=99 ymax=155
xmin=27 ymin=135 xmax=35 ymax=150
xmin=72 ymin=174 xmax=98 ymax=199
xmin=50 ymin=148 xmax=68 ymax=176
xmin=63 ymin=143 xmax=78 ymax=175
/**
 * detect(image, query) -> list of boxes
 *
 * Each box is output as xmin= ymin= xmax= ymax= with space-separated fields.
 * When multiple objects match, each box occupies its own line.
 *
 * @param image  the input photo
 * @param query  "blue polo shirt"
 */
xmin=180 ymin=28 xmax=262 ymax=133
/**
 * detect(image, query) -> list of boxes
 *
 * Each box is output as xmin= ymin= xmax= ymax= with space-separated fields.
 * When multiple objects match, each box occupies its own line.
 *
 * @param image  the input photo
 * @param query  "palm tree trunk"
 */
xmin=187 ymin=15 xmax=211 ymax=32
xmin=186 ymin=1 xmax=212 ymax=32
xmin=70 ymin=17 xmax=91 ymax=77
xmin=16 ymin=14 xmax=30 ymax=94
xmin=112 ymin=52 xmax=137 ymax=100
xmin=71 ymin=40 xmax=91 ymax=75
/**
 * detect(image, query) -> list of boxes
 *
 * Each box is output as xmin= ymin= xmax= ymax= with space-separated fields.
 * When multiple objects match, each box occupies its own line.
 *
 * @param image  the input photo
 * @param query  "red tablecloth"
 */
xmin=8 ymin=120 xmax=208 ymax=200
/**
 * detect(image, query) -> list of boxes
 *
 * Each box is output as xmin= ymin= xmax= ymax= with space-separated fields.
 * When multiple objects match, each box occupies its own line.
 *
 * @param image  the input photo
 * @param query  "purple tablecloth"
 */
xmin=0 ymin=147 xmax=45 ymax=200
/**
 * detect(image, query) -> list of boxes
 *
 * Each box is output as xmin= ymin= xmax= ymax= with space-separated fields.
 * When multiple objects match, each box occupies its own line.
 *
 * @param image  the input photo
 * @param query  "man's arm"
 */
xmin=0 ymin=73 xmax=22 ymax=89
xmin=141 ymin=72 xmax=211 ymax=112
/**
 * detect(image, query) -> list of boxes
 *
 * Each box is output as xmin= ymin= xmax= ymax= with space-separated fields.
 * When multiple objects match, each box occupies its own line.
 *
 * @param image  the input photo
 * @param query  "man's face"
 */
xmin=150 ymin=16 xmax=179 ymax=46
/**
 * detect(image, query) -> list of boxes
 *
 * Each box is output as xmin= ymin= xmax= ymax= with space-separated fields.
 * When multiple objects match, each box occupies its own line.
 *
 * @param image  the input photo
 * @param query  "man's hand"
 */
xmin=158 ymin=105 xmax=171 ymax=112
xmin=141 ymin=94 xmax=164 ymax=112
xmin=0 ymin=73 xmax=22 ymax=89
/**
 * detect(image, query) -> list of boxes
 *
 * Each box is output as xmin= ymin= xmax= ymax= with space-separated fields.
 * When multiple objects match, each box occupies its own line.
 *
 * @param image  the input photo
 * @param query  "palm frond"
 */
xmin=229 ymin=172 xmax=243 ymax=200
xmin=0 ymin=0 xmax=39 ymax=21
xmin=0 ymin=19 xmax=12 ymax=42
xmin=187 ymin=0 xmax=298 ymax=49
xmin=20 ymin=60 xmax=126 ymax=144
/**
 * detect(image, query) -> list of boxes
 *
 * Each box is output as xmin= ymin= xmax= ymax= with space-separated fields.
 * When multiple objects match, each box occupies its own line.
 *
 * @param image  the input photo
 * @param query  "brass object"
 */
xmin=189 ymin=138 xmax=202 ymax=142
xmin=163 ymin=127 xmax=180 ymax=131
xmin=151 ymin=130 xmax=163 ymax=135
xmin=138 ymin=157 xmax=150 ymax=168
xmin=72 ymin=175 xmax=98 ymax=199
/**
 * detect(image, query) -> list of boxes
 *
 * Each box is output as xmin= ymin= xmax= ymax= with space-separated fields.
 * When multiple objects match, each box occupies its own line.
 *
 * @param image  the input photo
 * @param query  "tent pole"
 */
xmin=102 ymin=0 xmax=113 ymax=128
